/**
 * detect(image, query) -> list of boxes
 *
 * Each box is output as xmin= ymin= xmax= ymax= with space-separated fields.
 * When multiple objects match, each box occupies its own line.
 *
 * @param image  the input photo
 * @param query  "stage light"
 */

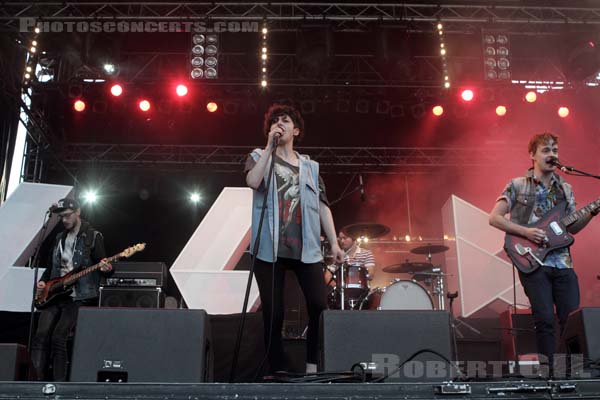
xmin=189 ymin=192 xmax=201 ymax=203
xmin=525 ymin=91 xmax=537 ymax=103
xmin=82 ymin=190 xmax=98 ymax=204
xmin=558 ymin=107 xmax=569 ymax=118
xmin=261 ymin=79 xmax=267 ymax=87
xmin=207 ymin=102 xmax=218 ymax=112
xmin=461 ymin=89 xmax=474 ymax=102
xmin=73 ymin=100 xmax=86 ymax=112
xmin=110 ymin=84 xmax=123 ymax=97
xmin=176 ymin=84 xmax=188 ymax=97
xmin=496 ymin=105 xmax=507 ymax=116
xmin=103 ymin=64 xmax=116 ymax=75
xmin=139 ymin=100 xmax=151 ymax=112
xmin=432 ymin=105 xmax=444 ymax=116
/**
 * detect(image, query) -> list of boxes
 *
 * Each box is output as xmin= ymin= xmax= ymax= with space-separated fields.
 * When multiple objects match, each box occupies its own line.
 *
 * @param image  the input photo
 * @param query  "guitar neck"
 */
xmin=561 ymin=198 xmax=600 ymax=227
xmin=62 ymin=253 xmax=121 ymax=286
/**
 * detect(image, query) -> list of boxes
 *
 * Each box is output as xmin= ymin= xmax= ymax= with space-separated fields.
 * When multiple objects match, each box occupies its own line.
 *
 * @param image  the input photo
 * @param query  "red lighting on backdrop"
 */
xmin=110 ymin=84 xmax=123 ymax=97
xmin=176 ymin=84 xmax=188 ymax=97
xmin=558 ymin=107 xmax=570 ymax=118
xmin=73 ymin=100 xmax=86 ymax=112
xmin=525 ymin=91 xmax=537 ymax=103
xmin=461 ymin=89 xmax=474 ymax=102
xmin=432 ymin=105 xmax=444 ymax=116
xmin=207 ymin=102 xmax=218 ymax=112
xmin=139 ymin=100 xmax=151 ymax=112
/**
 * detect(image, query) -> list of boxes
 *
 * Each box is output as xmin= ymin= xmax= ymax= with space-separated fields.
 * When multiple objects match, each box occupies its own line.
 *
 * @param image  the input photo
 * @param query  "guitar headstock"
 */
xmin=121 ymin=243 xmax=146 ymax=258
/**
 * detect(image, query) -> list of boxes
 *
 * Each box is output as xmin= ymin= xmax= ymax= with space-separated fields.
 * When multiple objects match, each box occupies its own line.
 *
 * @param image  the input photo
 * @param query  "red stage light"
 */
xmin=432 ymin=105 xmax=444 ymax=116
xmin=496 ymin=105 xmax=507 ymax=116
xmin=558 ymin=107 xmax=569 ymax=118
xmin=176 ymin=84 xmax=188 ymax=97
xmin=73 ymin=100 xmax=86 ymax=112
xmin=206 ymin=102 xmax=218 ymax=112
xmin=110 ymin=84 xmax=123 ymax=97
xmin=525 ymin=91 xmax=537 ymax=103
xmin=139 ymin=100 xmax=151 ymax=112
xmin=461 ymin=89 xmax=474 ymax=102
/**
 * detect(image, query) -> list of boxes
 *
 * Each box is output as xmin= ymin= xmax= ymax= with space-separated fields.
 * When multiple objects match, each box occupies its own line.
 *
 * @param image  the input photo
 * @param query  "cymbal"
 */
xmin=410 ymin=244 xmax=449 ymax=255
xmin=382 ymin=262 xmax=434 ymax=273
xmin=342 ymin=223 xmax=390 ymax=239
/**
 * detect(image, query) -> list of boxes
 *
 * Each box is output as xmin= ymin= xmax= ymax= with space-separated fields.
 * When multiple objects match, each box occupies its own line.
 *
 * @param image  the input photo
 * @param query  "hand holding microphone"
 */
xmin=267 ymin=126 xmax=283 ymax=149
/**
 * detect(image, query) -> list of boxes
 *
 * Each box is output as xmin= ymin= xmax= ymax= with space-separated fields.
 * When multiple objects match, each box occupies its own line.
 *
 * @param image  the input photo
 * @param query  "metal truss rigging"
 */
xmin=2 ymin=2 xmax=600 ymax=31
xmin=58 ymin=143 xmax=508 ymax=174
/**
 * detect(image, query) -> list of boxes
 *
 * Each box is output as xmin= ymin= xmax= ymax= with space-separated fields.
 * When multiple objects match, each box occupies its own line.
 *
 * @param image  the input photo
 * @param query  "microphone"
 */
xmin=359 ymin=174 xmax=365 ymax=202
xmin=548 ymin=157 xmax=573 ymax=172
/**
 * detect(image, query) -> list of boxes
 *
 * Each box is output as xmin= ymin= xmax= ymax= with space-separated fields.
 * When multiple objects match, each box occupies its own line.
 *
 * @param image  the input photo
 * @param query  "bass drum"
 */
xmin=362 ymin=280 xmax=433 ymax=310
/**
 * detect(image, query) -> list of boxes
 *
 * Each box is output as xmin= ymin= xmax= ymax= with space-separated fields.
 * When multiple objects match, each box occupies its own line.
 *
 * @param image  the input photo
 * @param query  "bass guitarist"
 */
xmin=489 ymin=132 xmax=597 ymax=368
xmin=31 ymin=198 xmax=112 ymax=381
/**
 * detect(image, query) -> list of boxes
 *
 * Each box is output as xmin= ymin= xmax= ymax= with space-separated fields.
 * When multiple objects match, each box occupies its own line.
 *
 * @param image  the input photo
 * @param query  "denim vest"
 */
xmin=508 ymin=171 xmax=573 ymax=225
xmin=48 ymin=221 xmax=103 ymax=301
xmin=248 ymin=149 xmax=323 ymax=263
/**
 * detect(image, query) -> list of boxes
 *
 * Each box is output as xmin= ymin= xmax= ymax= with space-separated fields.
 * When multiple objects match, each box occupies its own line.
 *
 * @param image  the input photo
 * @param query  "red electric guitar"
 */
xmin=504 ymin=199 xmax=600 ymax=274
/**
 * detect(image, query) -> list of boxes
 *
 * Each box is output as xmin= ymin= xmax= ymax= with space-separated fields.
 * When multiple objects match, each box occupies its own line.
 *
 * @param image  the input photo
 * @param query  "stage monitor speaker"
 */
xmin=320 ymin=310 xmax=455 ymax=382
xmin=70 ymin=308 xmax=213 ymax=383
xmin=99 ymin=286 xmax=164 ymax=308
xmin=562 ymin=307 xmax=600 ymax=362
xmin=0 ymin=344 xmax=28 ymax=381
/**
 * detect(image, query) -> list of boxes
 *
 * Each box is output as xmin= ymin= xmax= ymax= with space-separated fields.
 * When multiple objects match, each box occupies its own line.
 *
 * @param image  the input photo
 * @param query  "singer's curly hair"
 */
xmin=263 ymin=104 xmax=305 ymax=142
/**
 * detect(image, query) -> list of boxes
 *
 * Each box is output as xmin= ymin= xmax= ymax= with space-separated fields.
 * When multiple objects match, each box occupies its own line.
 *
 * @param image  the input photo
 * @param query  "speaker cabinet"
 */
xmin=99 ymin=287 xmax=164 ymax=308
xmin=0 ymin=344 xmax=28 ymax=381
xmin=562 ymin=307 xmax=600 ymax=361
xmin=70 ymin=308 xmax=212 ymax=382
xmin=320 ymin=310 xmax=455 ymax=382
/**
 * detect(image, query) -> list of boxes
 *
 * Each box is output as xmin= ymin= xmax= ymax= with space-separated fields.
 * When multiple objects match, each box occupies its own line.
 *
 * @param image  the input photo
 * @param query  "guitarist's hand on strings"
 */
xmin=99 ymin=258 xmax=113 ymax=272
xmin=524 ymin=227 xmax=546 ymax=244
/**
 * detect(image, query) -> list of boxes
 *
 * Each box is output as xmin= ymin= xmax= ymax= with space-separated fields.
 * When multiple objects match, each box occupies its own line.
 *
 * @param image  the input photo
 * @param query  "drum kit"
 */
xmin=325 ymin=223 xmax=451 ymax=312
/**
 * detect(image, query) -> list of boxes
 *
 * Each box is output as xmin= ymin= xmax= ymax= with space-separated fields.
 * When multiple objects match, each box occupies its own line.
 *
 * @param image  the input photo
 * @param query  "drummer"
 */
xmin=337 ymin=230 xmax=376 ymax=278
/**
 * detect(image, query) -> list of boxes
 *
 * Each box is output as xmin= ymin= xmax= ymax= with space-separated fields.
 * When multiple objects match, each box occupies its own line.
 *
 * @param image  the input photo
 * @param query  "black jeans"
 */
xmin=519 ymin=266 xmax=580 ymax=363
xmin=254 ymin=257 xmax=326 ymax=372
xmin=31 ymin=298 xmax=95 ymax=381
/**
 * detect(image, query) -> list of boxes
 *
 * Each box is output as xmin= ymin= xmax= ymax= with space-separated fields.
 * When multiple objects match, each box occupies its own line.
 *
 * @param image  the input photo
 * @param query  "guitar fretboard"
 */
xmin=561 ymin=198 xmax=600 ymax=227
xmin=62 ymin=252 xmax=123 ymax=286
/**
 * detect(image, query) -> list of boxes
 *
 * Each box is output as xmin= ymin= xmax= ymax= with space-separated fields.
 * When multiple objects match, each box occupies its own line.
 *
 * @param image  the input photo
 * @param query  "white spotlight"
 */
xmin=103 ymin=64 xmax=116 ymax=75
xmin=190 ymin=192 xmax=201 ymax=203
xmin=83 ymin=190 xmax=98 ymax=204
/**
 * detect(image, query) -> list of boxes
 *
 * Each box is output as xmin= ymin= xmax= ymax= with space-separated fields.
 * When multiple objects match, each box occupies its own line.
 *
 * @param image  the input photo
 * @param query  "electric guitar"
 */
xmin=504 ymin=199 xmax=600 ymax=274
xmin=34 ymin=243 xmax=146 ymax=309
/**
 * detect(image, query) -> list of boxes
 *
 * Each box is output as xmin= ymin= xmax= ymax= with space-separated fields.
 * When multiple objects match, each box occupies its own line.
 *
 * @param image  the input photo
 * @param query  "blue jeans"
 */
xmin=518 ymin=266 xmax=580 ymax=362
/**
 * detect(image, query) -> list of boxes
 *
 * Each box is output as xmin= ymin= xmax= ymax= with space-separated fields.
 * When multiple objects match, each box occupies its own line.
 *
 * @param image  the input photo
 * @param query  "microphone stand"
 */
xmin=229 ymin=143 xmax=278 ymax=383
xmin=559 ymin=164 xmax=600 ymax=180
xmin=27 ymin=210 xmax=53 ymax=352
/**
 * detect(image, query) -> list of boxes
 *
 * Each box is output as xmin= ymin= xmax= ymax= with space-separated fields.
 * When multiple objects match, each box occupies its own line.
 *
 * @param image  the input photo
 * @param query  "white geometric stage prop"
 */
xmin=0 ymin=183 xmax=73 ymax=311
xmin=170 ymin=187 xmax=260 ymax=314
xmin=441 ymin=195 xmax=529 ymax=318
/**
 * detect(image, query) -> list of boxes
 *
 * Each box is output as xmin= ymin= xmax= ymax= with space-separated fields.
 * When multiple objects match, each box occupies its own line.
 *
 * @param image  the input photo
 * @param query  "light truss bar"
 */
xmin=59 ymin=143 xmax=510 ymax=174
xmin=2 ymin=2 xmax=600 ymax=28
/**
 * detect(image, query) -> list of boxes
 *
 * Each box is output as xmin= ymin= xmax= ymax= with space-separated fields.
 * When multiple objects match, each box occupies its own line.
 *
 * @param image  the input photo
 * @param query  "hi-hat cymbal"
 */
xmin=410 ymin=244 xmax=449 ymax=255
xmin=342 ymin=223 xmax=390 ymax=239
xmin=382 ymin=262 xmax=434 ymax=273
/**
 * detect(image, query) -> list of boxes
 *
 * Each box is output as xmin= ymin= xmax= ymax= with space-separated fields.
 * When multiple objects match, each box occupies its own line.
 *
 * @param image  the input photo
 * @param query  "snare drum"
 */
xmin=362 ymin=280 xmax=433 ymax=310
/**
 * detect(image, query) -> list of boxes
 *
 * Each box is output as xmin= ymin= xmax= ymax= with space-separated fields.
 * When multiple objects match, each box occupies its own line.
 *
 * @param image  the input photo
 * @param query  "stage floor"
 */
xmin=1 ymin=379 xmax=600 ymax=399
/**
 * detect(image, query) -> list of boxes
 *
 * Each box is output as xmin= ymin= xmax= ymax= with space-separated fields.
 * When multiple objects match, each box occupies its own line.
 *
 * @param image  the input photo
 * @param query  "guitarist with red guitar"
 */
xmin=31 ymin=198 xmax=113 ymax=381
xmin=489 ymin=132 xmax=598 ymax=370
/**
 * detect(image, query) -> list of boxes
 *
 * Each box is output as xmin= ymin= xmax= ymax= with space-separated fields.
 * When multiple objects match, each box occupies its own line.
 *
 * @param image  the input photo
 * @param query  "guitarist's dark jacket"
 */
xmin=40 ymin=220 xmax=108 ymax=301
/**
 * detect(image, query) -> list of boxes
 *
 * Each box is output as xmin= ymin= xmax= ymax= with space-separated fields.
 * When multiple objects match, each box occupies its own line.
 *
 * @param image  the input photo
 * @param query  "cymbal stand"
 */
xmin=422 ymin=249 xmax=445 ymax=311
xmin=339 ymin=263 xmax=346 ymax=310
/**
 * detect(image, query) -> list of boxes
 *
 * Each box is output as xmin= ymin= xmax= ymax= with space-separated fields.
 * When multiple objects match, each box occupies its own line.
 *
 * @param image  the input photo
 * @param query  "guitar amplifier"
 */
xmin=102 ymin=262 xmax=167 ymax=288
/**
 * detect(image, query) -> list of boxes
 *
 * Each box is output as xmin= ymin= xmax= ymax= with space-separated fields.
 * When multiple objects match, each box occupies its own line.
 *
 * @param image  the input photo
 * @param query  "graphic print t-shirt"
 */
xmin=245 ymin=154 xmax=328 ymax=260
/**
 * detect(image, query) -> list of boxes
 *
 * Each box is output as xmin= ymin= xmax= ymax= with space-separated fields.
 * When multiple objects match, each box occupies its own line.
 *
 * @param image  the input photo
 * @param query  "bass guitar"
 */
xmin=34 ymin=243 xmax=146 ymax=309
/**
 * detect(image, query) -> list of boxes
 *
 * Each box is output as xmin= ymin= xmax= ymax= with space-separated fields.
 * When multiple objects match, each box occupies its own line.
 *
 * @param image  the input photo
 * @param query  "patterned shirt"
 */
xmin=344 ymin=246 xmax=376 ymax=267
xmin=498 ymin=170 xmax=576 ymax=269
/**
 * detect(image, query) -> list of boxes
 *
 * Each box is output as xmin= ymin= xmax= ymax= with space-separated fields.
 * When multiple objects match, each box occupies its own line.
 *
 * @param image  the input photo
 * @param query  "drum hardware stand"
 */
xmin=446 ymin=291 xmax=482 ymax=339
